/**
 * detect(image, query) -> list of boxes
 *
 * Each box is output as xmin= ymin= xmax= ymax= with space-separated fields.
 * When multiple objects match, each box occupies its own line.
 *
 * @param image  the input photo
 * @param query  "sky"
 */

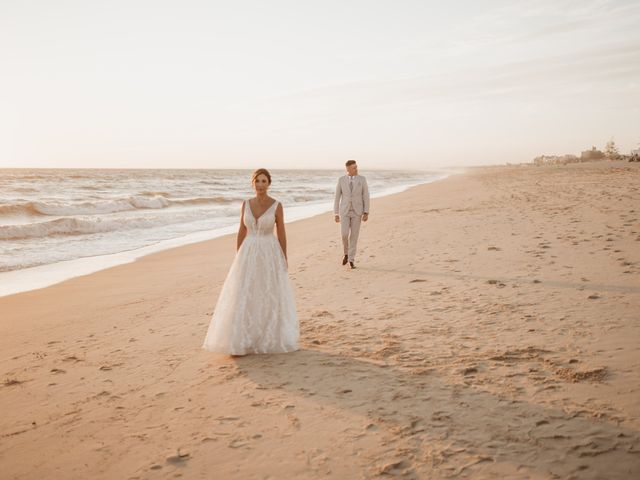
xmin=1 ymin=0 xmax=639 ymax=170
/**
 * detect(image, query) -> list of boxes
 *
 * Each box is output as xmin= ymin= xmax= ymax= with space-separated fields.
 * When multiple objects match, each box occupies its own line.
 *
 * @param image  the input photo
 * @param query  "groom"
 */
xmin=334 ymin=160 xmax=370 ymax=269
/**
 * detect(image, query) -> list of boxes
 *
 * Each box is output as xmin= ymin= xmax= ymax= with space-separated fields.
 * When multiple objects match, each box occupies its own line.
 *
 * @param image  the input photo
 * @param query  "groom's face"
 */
xmin=346 ymin=163 xmax=358 ymax=176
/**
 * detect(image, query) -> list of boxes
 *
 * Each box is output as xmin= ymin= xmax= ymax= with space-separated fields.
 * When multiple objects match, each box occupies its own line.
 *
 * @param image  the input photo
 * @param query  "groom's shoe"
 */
xmin=342 ymin=255 xmax=348 ymax=265
xmin=349 ymin=261 xmax=356 ymax=269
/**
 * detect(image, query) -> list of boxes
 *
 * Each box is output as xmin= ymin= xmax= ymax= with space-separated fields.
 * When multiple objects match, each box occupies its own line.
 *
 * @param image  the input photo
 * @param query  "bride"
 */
xmin=202 ymin=168 xmax=299 ymax=355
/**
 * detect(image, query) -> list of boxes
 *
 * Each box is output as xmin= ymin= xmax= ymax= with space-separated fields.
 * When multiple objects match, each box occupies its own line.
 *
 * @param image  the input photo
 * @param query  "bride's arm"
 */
xmin=236 ymin=201 xmax=247 ymax=251
xmin=275 ymin=203 xmax=287 ymax=265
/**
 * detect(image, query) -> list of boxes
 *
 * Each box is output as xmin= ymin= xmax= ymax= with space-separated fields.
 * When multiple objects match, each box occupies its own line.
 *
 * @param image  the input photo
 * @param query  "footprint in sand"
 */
xmin=228 ymin=438 xmax=249 ymax=449
xmin=365 ymin=423 xmax=379 ymax=432
xmin=99 ymin=362 xmax=124 ymax=371
xmin=166 ymin=449 xmax=190 ymax=464
xmin=62 ymin=355 xmax=82 ymax=362
xmin=376 ymin=459 xmax=412 ymax=476
xmin=555 ymin=366 xmax=608 ymax=383
xmin=288 ymin=414 xmax=301 ymax=429
xmin=216 ymin=416 xmax=240 ymax=424
xmin=3 ymin=378 xmax=24 ymax=387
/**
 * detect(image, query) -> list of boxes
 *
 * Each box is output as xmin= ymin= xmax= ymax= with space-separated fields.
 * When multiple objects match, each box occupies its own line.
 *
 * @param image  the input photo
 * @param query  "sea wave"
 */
xmin=170 ymin=196 xmax=237 ymax=206
xmin=292 ymin=195 xmax=318 ymax=202
xmin=0 ymin=213 xmax=199 ymax=240
xmin=12 ymin=187 xmax=39 ymax=193
xmin=198 ymin=180 xmax=226 ymax=185
xmin=0 ymin=195 xmax=236 ymax=218
xmin=140 ymin=191 xmax=171 ymax=197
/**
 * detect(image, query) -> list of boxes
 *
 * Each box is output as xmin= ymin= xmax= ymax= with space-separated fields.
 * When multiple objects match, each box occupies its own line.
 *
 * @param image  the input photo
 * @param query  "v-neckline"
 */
xmin=248 ymin=199 xmax=277 ymax=222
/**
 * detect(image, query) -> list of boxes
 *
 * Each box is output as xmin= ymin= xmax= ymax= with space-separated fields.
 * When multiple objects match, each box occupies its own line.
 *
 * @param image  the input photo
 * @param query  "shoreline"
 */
xmin=0 ymin=172 xmax=452 ymax=298
xmin=1 ymin=161 xmax=638 ymax=479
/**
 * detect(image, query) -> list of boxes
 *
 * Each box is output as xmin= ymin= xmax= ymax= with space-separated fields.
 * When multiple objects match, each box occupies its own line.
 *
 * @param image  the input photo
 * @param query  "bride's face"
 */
xmin=253 ymin=174 xmax=270 ymax=195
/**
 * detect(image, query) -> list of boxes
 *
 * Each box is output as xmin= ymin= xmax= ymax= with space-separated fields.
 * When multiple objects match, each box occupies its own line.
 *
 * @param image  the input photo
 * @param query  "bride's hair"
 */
xmin=252 ymin=168 xmax=272 ymax=185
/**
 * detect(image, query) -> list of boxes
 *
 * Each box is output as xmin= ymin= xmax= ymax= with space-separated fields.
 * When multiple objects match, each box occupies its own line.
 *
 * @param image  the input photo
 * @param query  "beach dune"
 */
xmin=1 ymin=161 xmax=639 ymax=479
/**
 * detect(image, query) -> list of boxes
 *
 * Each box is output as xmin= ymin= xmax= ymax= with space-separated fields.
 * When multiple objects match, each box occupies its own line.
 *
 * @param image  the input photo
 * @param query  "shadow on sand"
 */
xmin=235 ymin=348 xmax=640 ymax=478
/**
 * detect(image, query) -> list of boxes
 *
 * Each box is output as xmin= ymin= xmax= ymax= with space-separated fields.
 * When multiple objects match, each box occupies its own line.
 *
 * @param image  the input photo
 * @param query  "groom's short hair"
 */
xmin=345 ymin=160 xmax=356 ymax=167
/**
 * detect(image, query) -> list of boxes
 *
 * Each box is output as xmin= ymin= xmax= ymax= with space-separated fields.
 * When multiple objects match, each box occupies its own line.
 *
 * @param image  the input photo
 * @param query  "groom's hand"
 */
xmin=334 ymin=215 xmax=340 ymax=223
xmin=362 ymin=213 xmax=369 ymax=222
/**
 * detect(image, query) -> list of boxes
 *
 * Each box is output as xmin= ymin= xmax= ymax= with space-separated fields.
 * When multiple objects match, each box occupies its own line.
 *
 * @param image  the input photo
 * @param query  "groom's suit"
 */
xmin=334 ymin=175 xmax=370 ymax=263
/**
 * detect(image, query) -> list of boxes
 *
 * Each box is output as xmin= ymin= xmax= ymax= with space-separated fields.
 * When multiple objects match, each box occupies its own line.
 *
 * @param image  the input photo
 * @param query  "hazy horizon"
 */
xmin=2 ymin=0 xmax=639 ymax=170
xmin=0 ymin=166 xmax=452 ymax=172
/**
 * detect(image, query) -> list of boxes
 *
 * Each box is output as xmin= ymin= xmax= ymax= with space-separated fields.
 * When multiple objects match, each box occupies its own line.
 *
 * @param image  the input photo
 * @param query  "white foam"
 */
xmin=0 ymin=226 xmax=236 ymax=297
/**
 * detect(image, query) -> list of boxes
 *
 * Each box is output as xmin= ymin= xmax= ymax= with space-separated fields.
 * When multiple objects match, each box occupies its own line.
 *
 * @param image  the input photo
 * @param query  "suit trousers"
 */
xmin=341 ymin=214 xmax=362 ymax=262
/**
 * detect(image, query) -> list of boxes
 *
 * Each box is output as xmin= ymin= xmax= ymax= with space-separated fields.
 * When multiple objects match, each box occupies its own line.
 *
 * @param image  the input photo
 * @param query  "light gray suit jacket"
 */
xmin=334 ymin=175 xmax=370 ymax=217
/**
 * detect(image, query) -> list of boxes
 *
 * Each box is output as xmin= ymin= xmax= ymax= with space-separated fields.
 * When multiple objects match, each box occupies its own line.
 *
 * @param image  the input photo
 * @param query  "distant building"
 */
xmin=533 ymin=154 xmax=579 ymax=165
xmin=532 ymin=146 xmax=615 ymax=166
xmin=580 ymin=147 xmax=605 ymax=161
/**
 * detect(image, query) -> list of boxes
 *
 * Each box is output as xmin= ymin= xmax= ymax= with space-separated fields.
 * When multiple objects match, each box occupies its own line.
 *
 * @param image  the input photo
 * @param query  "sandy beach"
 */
xmin=1 ymin=161 xmax=639 ymax=479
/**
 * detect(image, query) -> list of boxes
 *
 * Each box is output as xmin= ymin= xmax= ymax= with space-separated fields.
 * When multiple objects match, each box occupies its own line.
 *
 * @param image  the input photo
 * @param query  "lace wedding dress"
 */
xmin=202 ymin=200 xmax=299 ymax=355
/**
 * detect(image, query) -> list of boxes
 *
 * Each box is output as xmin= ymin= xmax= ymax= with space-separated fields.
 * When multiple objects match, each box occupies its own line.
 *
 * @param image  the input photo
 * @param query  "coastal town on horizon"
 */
xmin=532 ymin=138 xmax=640 ymax=165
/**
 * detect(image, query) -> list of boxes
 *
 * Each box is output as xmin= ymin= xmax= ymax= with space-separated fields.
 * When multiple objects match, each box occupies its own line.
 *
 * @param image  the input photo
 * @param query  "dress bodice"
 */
xmin=244 ymin=199 xmax=278 ymax=235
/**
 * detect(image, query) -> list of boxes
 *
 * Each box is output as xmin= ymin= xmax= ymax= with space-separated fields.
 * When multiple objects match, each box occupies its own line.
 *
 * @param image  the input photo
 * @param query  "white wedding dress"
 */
xmin=202 ymin=200 xmax=299 ymax=355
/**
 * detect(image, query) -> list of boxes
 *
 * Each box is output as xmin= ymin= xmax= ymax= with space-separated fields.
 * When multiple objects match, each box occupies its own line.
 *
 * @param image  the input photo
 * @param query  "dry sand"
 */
xmin=1 ymin=161 xmax=639 ymax=479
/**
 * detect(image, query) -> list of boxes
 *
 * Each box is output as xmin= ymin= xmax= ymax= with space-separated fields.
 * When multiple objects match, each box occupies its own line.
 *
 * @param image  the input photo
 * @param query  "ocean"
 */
xmin=0 ymin=168 xmax=450 ymax=296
